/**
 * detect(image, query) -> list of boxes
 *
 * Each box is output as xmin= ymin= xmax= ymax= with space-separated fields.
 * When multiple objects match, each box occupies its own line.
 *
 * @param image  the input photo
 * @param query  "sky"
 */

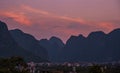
xmin=0 ymin=0 xmax=120 ymax=42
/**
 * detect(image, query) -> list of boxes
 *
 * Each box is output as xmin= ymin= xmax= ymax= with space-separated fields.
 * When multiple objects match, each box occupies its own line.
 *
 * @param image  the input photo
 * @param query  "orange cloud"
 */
xmin=22 ymin=5 xmax=85 ymax=24
xmin=3 ymin=12 xmax=32 ymax=26
xmin=22 ymin=5 xmax=50 ymax=15
xmin=0 ymin=5 xmax=118 ymax=39
xmin=22 ymin=5 xmax=117 ymax=33
xmin=98 ymin=22 xmax=115 ymax=31
xmin=59 ymin=16 xmax=85 ymax=24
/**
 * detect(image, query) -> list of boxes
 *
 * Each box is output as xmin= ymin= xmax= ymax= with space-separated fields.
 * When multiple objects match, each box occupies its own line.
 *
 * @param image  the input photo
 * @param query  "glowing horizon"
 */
xmin=0 ymin=0 xmax=120 ymax=42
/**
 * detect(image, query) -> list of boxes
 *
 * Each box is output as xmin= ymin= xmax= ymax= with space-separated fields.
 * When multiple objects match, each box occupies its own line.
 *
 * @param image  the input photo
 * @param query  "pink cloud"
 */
xmin=98 ymin=22 xmax=115 ymax=31
xmin=22 ymin=5 xmax=86 ymax=24
xmin=0 ymin=5 xmax=119 ymax=42
xmin=2 ymin=11 xmax=32 ymax=26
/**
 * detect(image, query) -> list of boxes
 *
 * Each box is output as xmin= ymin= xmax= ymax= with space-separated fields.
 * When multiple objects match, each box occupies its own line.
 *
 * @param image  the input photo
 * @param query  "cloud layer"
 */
xmin=3 ymin=12 xmax=32 ymax=26
xmin=0 ymin=4 xmax=119 ymax=42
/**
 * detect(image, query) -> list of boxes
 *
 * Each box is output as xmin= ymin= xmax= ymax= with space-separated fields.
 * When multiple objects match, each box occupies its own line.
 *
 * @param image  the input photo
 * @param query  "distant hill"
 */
xmin=39 ymin=36 xmax=64 ymax=62
xmin=60 ymin=29 xmax=120 ymax=62
xmin=10 ymin=29 xmax=48 ymax=60
xmin=0 ymin=21 xmax=48 ymax=62
xmin=0 ymin=20 xmax=120 ymax=63
xmin=39 ymin=28 xmax=120 ymax=62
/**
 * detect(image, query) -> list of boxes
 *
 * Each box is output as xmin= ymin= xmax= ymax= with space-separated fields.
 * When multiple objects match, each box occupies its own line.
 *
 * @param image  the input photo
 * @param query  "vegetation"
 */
xmin=0 ymin=57 xmax=120 ymax=73
xmin=89 ymin=65 xmax=102 ymax=73
xmin=0 ymin=57 xmax=28 ymax=73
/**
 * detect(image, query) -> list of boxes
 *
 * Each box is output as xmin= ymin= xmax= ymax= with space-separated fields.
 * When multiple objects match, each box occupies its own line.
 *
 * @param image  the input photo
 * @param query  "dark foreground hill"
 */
xmin=10 ymin=29 xmax=48 ymax=60
xmin=0 ymin=20 xmax=120 ymax=63
xmin=0 ymin=21 xmax=48 ymax=62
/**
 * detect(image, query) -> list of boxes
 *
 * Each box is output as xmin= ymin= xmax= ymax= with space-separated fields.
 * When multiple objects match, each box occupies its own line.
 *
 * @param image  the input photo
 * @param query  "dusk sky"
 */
xmin=0 ymin=0 xmax=120 ymax=42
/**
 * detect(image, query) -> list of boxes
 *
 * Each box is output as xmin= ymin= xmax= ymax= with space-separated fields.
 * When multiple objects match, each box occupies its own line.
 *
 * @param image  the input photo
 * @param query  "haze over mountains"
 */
xmin=0 ymin=21 xmax=120 ymax=63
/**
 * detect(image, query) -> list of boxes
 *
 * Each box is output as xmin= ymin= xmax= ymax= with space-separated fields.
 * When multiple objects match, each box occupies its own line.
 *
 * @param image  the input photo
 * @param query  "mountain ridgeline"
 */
xmin=0 ymin=21 xmax=120 ymax=62
xmin=39 ymin=29 xmax=120 ymax=62
xmin=0 ymin=21 xmax=48 ymax=62
xmin=60 ymin=29 xmax=120 ymax=62
xmin=10 ymin=29 xmax=48 ymax=60
xmin=39 ymin=37 xmax=65 ymax=62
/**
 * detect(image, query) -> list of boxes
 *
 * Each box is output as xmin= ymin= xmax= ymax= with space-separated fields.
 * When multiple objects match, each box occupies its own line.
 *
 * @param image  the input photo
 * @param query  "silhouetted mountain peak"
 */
xmin=78 ymin=34 xmax=86 ymax=39
xmin=66 ymin=35 xmax=78 ymax=45
xmin=10 ymin=29 xmax=37 ymax=41
xmin=0 ymin=21 xmax=8 ymax=32
xmin=69 ymin=35 xmax=78 ymax=40
xmin=40 ymin=39 xmax=48 ymax=41
xmin=109 ymin=28 xmax=120 ymax=35
xmin=112 ymin=28 xmax=120 ymax=32
xmin=10 ymin=29 xmax=48 ymax=60
xmin=12 ymin=29 xmax=23 ymax=33
xmin=87 ymin=31 xmax=106 ymax=39
xmin=1 ymin=20 xmax=120 ymax=62
xmin=50 ymin=36 xmax=61 ymax=41
xmin=49 ymin=36 xmax=64 ymax=45
xmin=0 ymin=21 xmax=48 ymax=62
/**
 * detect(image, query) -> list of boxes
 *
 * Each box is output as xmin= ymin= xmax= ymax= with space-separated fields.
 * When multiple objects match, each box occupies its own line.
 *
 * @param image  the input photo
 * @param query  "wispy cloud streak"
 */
xmin=22 ymin=5 xmax=85 ymax=24
xmin=2 ymin=11 xmax=32 ymax=26
xmin=21 ymin=5 xmax=116 ymax=31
